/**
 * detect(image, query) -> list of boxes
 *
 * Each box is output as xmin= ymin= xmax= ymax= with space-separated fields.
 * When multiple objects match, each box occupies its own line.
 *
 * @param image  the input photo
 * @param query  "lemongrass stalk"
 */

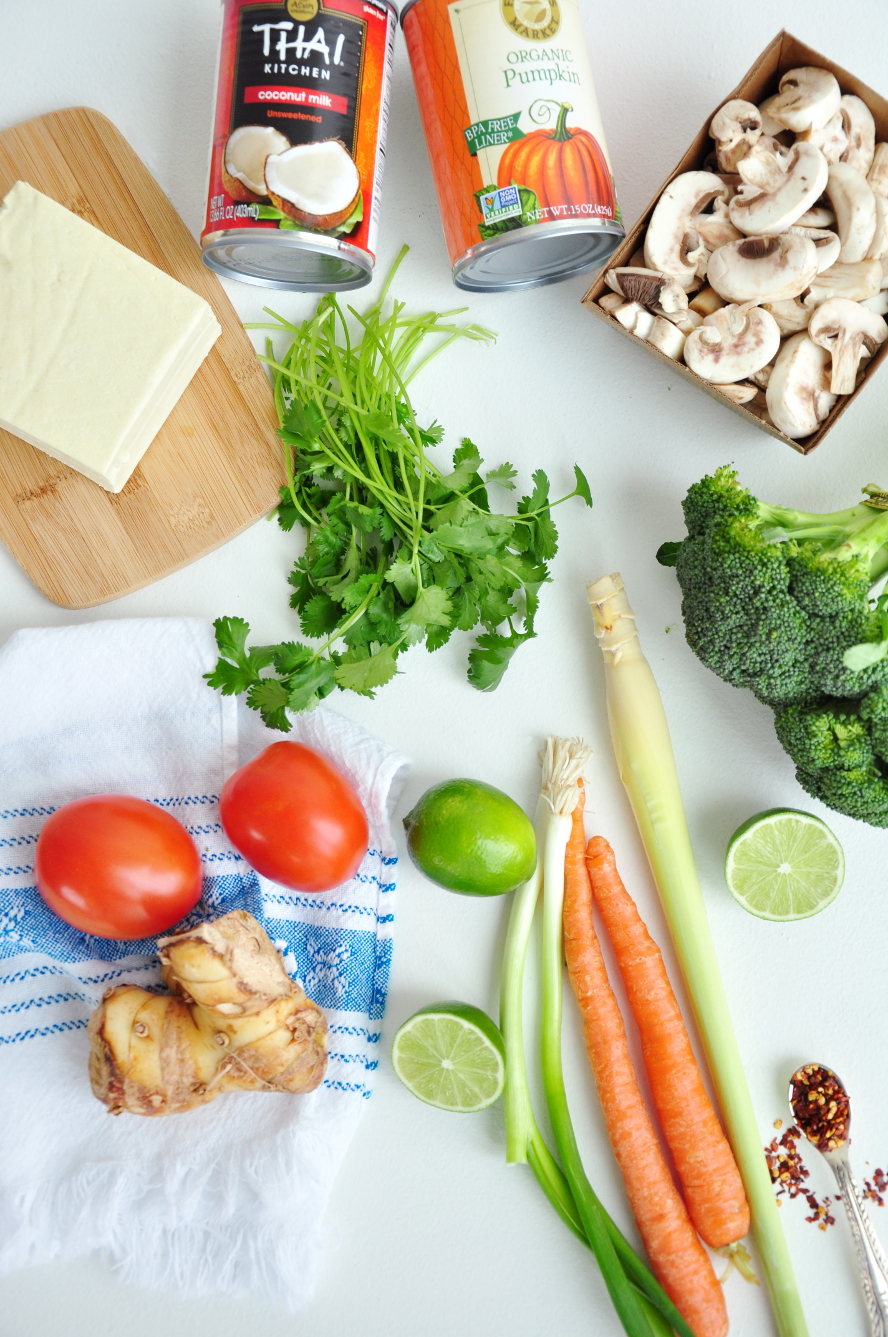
xmin=538 ymin=738 xmax=654 ymax=1337
xmin=587 ymin=573 xmax=808 ymax=1337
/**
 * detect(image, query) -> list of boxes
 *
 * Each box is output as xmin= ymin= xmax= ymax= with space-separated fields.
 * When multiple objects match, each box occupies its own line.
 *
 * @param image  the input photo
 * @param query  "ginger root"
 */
xmin=88 ymin=910 xmax=327 ymax=1116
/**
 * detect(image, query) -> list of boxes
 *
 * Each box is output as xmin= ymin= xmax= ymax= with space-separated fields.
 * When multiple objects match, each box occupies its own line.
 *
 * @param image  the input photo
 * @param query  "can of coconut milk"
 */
xmin=201 ymin=0 xmax=396 ymax=290
xmin=401 ymin=0 xmax=623 ymax=289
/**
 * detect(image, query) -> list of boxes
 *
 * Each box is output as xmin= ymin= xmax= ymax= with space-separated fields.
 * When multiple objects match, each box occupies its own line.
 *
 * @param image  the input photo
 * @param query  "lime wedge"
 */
xmin=391 ymin=1002 xmax=505 ymax=1112
xmin=725 ymin=808 xmax=845 ymax=920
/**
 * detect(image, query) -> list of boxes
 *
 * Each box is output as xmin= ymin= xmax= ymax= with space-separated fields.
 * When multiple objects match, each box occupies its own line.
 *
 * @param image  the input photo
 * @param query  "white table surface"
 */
xmin=2 ymin=3 xmax=888 ymax=1334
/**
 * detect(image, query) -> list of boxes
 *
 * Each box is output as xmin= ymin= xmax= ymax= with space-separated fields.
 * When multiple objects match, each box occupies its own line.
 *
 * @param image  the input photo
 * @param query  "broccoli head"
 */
xmin=659 ymin=467 xmax=888 ymax=708
xmin=659 ymin=467 xmax=888 ymax=828
xmin=775 ymin=689 xmax=888 ymax=827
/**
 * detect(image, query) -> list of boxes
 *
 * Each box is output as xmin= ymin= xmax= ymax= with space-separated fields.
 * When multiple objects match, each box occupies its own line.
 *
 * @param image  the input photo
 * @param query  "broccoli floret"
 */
xmin=775 ymin=698 xmax=888 ymax=827
xmin=663 ymin=467 xmax=888 ymax=708
xmin=661 ymin=468 xmax=888 ymax=828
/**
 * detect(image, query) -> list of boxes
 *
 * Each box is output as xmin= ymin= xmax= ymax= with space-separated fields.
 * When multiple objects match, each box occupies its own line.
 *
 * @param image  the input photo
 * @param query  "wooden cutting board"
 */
xmin=0 ymin=107 xmax=286 ymax=609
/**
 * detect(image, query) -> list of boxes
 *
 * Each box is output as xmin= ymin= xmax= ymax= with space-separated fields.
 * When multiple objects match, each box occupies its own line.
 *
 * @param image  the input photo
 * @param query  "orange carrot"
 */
xmin=585 ymin=834 xmax=750 ymax=1251
xmin=564 ymin=800 xmax=728 ymax=1337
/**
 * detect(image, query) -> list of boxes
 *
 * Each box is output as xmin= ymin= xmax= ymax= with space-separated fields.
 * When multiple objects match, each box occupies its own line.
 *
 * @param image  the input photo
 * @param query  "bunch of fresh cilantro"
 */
xmin=207 ymin=250 xmax=592 ymax=731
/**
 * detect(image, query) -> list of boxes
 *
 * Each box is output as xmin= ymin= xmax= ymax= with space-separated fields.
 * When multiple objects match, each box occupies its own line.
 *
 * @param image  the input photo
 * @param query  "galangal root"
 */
xmin=88 ymin=910 xmax=327 ymax=1116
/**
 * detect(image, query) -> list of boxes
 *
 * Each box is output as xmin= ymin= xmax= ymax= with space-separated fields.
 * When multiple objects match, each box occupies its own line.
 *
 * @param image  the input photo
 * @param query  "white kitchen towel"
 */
xmin=0 ymin=617 xmax=409 ymax=1307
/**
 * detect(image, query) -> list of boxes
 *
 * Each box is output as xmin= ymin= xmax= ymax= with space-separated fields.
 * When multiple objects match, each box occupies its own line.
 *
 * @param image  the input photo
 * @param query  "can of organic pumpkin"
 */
xmin=401 ymin=0 xmax=623 ymax=290
xmin=201 ymin=0 xmax=396 ymax=291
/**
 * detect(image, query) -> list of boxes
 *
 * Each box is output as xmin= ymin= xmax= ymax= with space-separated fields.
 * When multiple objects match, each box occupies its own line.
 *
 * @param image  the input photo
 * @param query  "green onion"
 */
xmin=499 ymin=743 xmax=696 ymax=1337
xmin=587 ymin=573 xmax=808 ymax=1337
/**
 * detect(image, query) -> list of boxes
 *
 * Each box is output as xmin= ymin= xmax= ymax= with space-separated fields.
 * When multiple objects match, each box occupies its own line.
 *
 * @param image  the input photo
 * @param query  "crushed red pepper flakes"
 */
xmin=789 ymin=1064 xmax=850 ymax=1152
xmin=863 ymin=1168 xmax=888 ymax=1207
xmin=764 ymin=1125 xmax=838 ymax=1230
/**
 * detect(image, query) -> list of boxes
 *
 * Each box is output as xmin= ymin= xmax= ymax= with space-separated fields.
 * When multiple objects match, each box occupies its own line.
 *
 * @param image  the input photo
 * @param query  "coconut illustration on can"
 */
xmin=222 ymin=125 xmax=291 ymax=202
xmin=401 ymin=0 xmax=624 ymax=290
xmin=265 ymin=140 xmax=361 ymax=230
xmin=202 ymin=0 xmax=396 ymax=291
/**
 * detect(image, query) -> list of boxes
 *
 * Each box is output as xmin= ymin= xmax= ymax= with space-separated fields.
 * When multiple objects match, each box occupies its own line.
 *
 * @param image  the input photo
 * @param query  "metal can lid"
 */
xmin=399 ymin=0 xmax=419 ymax=24
xmin=452 ymin=219 xmax=624 ymax=293
xmin=201 ymin=229 xmax=373 ymax=293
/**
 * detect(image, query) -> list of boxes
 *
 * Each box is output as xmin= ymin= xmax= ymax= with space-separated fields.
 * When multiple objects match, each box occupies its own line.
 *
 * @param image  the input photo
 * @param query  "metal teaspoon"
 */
xmin=789 ymin=1063 xmax=888 ymax=1337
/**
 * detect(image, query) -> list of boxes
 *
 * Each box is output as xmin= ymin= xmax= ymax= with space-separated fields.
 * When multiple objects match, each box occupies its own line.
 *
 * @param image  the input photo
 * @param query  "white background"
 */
xmin=1 ymin=3 xmax=888 ymax=1335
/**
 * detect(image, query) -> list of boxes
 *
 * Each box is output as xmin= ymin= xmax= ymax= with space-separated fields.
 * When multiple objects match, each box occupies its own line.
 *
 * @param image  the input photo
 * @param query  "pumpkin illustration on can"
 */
xmin=402 ymin=0 xmax=623 ymax=291
xmin=497 ymin=102 xmax=615 ymax=217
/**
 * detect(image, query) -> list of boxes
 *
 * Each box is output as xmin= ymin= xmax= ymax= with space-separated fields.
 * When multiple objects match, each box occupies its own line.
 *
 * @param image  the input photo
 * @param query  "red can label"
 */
xmin=203 ymin=0 xmax=395 ymax=259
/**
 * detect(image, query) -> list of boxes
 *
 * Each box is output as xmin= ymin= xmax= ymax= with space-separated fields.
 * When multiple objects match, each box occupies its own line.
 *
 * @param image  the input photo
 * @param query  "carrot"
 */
xmin=564 ymin=799 xmax=728 ymax=1337
xmin=585 ymin=835 xmax=750 ymax=1251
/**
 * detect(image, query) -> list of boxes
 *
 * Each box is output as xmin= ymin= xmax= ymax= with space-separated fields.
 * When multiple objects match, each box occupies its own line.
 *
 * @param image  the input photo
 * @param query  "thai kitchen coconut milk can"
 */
xmin=401 ymin=0 xmax=624 ymax=289
xmin=202 ymin=0 xmax=396 ymax=290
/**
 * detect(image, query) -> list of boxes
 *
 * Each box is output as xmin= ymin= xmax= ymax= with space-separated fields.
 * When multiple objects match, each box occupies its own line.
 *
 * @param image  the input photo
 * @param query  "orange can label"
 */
xmin=403 ymin=0 xmax=621 ymax=269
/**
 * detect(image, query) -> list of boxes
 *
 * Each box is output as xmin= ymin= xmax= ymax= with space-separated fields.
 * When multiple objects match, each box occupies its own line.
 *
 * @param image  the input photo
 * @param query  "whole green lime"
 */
xmin=403 ymin=778 xmax=537 ymax=895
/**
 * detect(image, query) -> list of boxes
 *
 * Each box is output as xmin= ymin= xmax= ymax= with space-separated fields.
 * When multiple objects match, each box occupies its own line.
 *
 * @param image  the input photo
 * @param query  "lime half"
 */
xmin=391 ymin=1002 xmax=505 ymax=1112
xmin=725 ymin=808 xmax=845 ymax=921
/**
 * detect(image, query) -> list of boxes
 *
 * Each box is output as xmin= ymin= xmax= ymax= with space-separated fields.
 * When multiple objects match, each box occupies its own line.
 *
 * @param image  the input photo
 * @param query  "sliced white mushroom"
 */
xmin=711 ymin=381 xmax=759 ymax=404
xmin=691 ymin=199 xmax=744 ymax=253
xmin=861 ymin=291 xmax=888 ymax=316
xmin=825 ymin=162 xmax=878 ymax=262
xmin=868 ymin=144 xmax=888 ymax=199
xmin=612 ymin=302 xmax=656 ymax=338
xmin=839 ymin=95 xmax=876 ymax=176
xmin=766 ymin=332 xmax=837 ymax=438
xmin=762 ymin=297 xmax=812 ymax=335
xmin=647 ymin=317 xmax=687 ymax=360
xmin=803 ymin=258 xmax=883 ymax=306
xmin=736 ymin=137 xmax=793 ymax=192
xmin=663 ymin=308 xmax=704 ymax=335
xmin=689 ymin=286 xmax=726 ymax=317
xmin=605 ymin=267 xmax=690 ymax=319
xmin=730 ymin=142 xmax=828 ymax=235
xmin=798 ymin=112 xmax=848 ymax=165
xmin=867 ymin=195 xmax=888 ymax=260
xmin=796 ymin=203 xmax=836 ymax=228
xmin=709 ymin=100 xmax=763 ymax=172
xmin=766 ymin=67 xmax=842 ymax=134
xmin=759 ymin=95 xmax=795 ymax=141
xmin=644 ymin=172 xmax=729 ymax=289
xmin=808 ymin=297 xmax=888 ymax=393
xmin=707 ymin=233 xmax=819 ymax=303
xmin=683 ymin=303 xmax=781 ymax=383
xmin=787 ymin=225 xmax=841 ymax=273
xmin=749 ymin=360 xmax=776 ymax=389
xmin=598 ymin=292 xmax=624 ymax=313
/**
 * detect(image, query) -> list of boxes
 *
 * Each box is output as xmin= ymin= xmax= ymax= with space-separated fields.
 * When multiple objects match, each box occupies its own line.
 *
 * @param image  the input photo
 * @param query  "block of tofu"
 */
xmin=0 ymin=181 xmax=222 ymax=492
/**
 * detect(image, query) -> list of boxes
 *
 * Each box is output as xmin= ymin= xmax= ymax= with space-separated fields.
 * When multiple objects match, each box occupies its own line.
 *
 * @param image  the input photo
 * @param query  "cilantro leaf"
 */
xmin=334 ymin=644 xmax=400 ymax=694
xmin=399 ymin=585 xmax=453 ymax=645
xmin=486 ymin=462 xmax=517 ymax=490
xmin=467 ymin=629 xmax=531 ymax=692
xmin=300 ymin=593 xmax=343 ymax=638
xmin=573 ymin=464 xmax=593 ymax=509
xmin=385 ymin=556 xmax=418 ymax=603
xmin=247 ymin=678 xmax=292 ymax=732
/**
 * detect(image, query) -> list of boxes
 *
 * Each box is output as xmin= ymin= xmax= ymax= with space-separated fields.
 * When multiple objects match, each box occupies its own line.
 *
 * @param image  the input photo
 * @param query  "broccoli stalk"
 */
xmin=658 ymin=467 xmax=888 ymax=828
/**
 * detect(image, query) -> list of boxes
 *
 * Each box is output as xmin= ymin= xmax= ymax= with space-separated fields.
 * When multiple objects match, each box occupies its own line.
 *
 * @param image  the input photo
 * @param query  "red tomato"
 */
xmin=220 ymin=741 xmax=368 ymax=892
xmin=34 ymin=795 xmax=203 ymax=940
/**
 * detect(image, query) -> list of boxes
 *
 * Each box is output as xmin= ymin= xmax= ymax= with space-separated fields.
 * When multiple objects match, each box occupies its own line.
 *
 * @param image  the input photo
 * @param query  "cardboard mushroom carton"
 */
xmin=582 ymin=31 xmax=888 ymax=454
